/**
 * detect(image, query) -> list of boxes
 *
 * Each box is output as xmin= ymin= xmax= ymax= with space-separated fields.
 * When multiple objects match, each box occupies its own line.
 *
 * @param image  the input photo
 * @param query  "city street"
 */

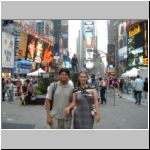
xmin=2 ymin=94 xmax=148 ymax=129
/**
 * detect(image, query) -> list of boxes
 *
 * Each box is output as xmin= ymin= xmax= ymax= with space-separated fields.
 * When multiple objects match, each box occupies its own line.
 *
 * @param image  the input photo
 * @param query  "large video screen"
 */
xmin=127 ymin=21 xmax=148 ymax=67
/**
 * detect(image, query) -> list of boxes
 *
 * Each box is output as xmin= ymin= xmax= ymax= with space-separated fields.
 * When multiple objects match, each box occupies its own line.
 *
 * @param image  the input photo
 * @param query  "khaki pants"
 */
xmin=49 ymin=117 xmax=72 ymax=129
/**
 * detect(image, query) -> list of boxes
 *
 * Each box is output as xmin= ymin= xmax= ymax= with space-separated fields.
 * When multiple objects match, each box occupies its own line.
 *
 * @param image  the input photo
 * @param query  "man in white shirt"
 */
xmin=133 ymin=75 xmax=144 ymax=105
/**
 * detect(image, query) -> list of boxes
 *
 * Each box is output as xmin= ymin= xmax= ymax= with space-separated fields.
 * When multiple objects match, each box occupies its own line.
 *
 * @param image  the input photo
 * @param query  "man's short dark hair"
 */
xmin=59 ymin=68 xmax=70 ymax=77
xmin=137 ymin=75 xmax=140 ymax=78
xmin=99 ymin=77 xmax=102 ymax=80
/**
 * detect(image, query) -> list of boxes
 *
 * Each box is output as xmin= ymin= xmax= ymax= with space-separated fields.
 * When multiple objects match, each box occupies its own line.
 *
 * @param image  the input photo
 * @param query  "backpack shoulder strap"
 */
xmin=53 ymin=82 xmax=57 ymax=91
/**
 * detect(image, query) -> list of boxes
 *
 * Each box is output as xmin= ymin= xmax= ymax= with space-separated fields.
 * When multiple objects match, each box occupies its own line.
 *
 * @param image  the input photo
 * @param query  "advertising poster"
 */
xmin=2 ymin=32 xmax=15 ymax=68
xmin=18 ymin=32 xmax=28 ymax=59
xmin=26 ymin=34 xmax=37 ymax=61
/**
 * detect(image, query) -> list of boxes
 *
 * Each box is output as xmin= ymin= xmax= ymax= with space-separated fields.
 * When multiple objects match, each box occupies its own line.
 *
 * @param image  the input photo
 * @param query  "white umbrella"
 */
xmin=27 ymin=68 xmax=46 ymax=76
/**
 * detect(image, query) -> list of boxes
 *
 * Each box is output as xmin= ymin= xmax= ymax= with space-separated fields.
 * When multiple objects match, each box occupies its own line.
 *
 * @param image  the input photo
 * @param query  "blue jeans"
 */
xmin=135 ymin=91 xmax=142 ymax=104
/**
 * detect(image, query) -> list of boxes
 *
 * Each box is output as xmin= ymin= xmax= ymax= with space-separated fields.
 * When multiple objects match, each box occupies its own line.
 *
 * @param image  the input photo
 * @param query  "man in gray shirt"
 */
xmin=46 ymin=68 xmax=74 ymax=129
xmin=133 ymin=75 xmax=144 ymax=105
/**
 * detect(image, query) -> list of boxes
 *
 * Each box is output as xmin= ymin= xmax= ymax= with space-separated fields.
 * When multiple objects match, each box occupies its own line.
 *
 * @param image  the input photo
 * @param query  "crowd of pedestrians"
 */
xmin=2 ymin=77 xmax=38 ymax=105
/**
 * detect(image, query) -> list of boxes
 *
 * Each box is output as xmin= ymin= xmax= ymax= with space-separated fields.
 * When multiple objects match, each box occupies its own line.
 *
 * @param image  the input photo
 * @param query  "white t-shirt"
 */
xmin=68 ymin=80 xmax=74 ymax=88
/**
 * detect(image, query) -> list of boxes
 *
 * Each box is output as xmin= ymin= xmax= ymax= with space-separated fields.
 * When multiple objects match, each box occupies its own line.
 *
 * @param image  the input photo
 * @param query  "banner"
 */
xmin=2 ymin=32 xmax=14 ymax=68
xmin=18 ymin=32 xmax=28 ymax=59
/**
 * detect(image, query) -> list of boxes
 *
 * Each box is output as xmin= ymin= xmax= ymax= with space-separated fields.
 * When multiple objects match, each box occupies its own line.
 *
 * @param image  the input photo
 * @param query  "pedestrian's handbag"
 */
xmin=50 ymin=82 xmax=57 ymax=110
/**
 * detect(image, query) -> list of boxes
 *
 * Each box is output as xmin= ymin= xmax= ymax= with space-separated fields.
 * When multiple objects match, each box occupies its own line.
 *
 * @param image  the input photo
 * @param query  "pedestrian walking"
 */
xmin=20 ymin=81 xmax=28 ymax=105
xmin=2 ymin=78 xmax=6 ymax=101
xmin=118 ymin=79 xmax=124 ymax=98
xmin=133 ymin=75 xmax=144 ymax=105
xmin=99 ymin=77 xmax=107 ymax=104
xmin=27 ymin=81 xmax=35 ymax=104
xmin=124 ymin=78 xmax=130 ymax=95
xmin=64 ymin=71 xmax=100 ymax=129
xmin=143 ymin=78 xmax=148 ymax=100
xmin=45 ymin=68 xmax=74 ymax=129
xmin=71 ymin=54 xmax=78 ymax=72
xmin=7 ymin=80 xmax=14 ymax=102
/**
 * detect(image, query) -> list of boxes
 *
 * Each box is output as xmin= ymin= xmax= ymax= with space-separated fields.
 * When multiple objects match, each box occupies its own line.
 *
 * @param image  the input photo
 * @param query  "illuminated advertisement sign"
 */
xmin=84 ymin=32 xmax=94 ymax=48
xmin=86 ymin=48 xmax=94 ymax=60
xmin=127 ymin=20 xmax=148 ymax=67
xmin=26 ymin=34 xmax=52 ymax=64
xmin=86 ymin=60 xmax=94 ymax=69
xmin=42 ymin=44 xmax=54 ymax=63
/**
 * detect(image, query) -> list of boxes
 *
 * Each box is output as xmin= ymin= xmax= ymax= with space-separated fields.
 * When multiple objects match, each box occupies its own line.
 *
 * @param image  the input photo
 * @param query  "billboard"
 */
xmin=84 ymin=21 xmax=94 ymax=32
xmin=42 ymin=44 xmax=54 ymax=63
xmin=84 ymin=32 xmax=94 ymax=48
xmin=86 ymin=48 xmax=94 ymax=60
xmin=44 ymin=20 xmax=54 ymax=37
xmin=127 ymin=21 xmax=148 ymax=67
xmin=107 ymin=44 xmax=115 ymax=66
xmin=18 ymin=32 xmax=28 ymax=59
xmin=2 ymin=32 xmax=15 ymax=68
xmin=26 ymin=34 xmax=51 ymax=63
xmin=118 ymin=22 xmax=127 ymax=61
xmin=34 ymin=39 xmax=47 ymax=63
xmin=26 ymin=34 xmax=37 ymax=61
xmin=118 ymin=46 xmax=127 ymax=61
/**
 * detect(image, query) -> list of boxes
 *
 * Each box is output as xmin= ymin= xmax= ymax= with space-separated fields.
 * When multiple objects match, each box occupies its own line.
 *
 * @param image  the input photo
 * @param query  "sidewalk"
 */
xmin=1 ymin=95 xmax=148 ymax=129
